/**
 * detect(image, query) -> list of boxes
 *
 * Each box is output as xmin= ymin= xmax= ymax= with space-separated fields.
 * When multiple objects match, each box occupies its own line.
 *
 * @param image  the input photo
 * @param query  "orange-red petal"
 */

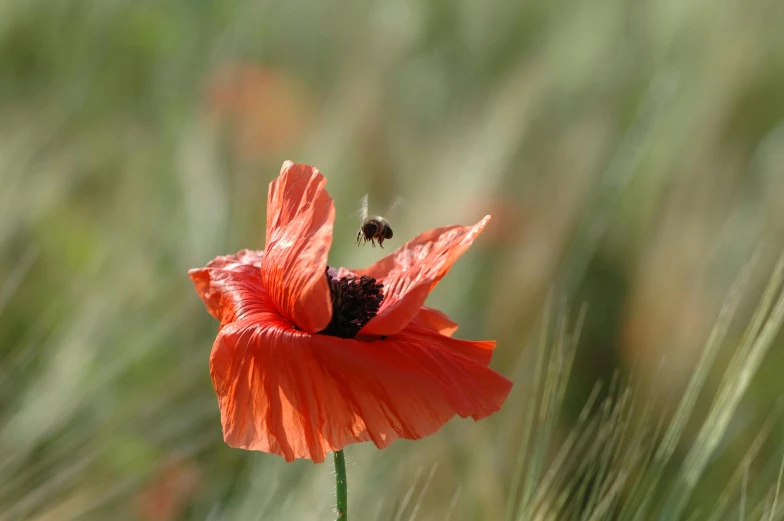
xmin=414 ymin=307 xmax=459 ymax=337
xmin=211 ymin=317 xmax=511 ymax=462
xmin=261 ymin=161 xmax=334 ymax=334
xmin=356 ymin=216 xmax=491 ymax=336
xmin=188 ymin=250 xmax=270 ymax=327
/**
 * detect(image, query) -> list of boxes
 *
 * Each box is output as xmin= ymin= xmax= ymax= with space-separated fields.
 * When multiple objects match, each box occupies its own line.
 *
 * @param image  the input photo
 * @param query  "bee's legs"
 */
xmin=371 ymin=239 xmax=376 ymax=248
xmin=378 ymin=237 xmax=384 ymax=249
xmin=356 ymin=230 xmax=362 ymax=246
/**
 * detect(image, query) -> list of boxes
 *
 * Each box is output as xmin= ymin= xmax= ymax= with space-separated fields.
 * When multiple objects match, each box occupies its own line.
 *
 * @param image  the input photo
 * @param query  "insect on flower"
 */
xmin=188 ymin=161 xmax=512 ymax=463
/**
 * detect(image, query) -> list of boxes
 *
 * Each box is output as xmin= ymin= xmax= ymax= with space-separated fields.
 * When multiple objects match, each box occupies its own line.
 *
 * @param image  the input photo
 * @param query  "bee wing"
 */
xmin=356 ymin=194 xmax=369 ymax=221
xmin=385 ymin=196 xmax=404 ymax=220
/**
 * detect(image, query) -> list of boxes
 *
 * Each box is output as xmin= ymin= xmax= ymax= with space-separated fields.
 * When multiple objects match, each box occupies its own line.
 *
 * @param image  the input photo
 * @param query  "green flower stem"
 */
xmin=333 ymin=450 xmax=348 ymax=520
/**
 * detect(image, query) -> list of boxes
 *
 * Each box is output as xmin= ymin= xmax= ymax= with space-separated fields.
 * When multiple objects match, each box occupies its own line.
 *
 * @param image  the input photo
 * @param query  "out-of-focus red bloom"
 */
xmin=189 ymin=161 xmax=512 ymax=463
xmin=207 ymin=65 xmax=313 ymax=158
xmin=136 ymin=458 xmax=202 ymax=521
xmin=466 ymin=194 xmax=531 ymax=246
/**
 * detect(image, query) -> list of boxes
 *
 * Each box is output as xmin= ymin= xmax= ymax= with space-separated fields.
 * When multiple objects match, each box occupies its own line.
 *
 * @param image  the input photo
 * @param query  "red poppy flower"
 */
xmin=189 ymin=161 xmax=512 ymax=463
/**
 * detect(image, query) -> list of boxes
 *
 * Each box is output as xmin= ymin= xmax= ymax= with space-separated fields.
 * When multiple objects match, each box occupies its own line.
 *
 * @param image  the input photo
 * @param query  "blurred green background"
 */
xmin=0 ymin=0 xmax=783 ymax=520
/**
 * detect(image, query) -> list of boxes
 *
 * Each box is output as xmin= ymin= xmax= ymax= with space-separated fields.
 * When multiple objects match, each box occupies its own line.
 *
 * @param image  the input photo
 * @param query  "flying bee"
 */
xmin=357 ymin=216 xmax=393 ymax=248
xmin=355 ymin=194 xmax=401 ymax=248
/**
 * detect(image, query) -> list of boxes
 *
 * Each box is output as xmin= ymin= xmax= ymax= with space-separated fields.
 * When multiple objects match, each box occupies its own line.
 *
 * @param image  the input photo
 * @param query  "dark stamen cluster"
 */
xmin=319 ymin=268 xmax=384 ymax=339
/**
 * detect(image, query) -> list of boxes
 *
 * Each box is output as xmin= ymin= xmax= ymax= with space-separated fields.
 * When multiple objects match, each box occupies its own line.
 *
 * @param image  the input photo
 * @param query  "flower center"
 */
xmin=318 ymin=267 xmax=384 ymax=339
